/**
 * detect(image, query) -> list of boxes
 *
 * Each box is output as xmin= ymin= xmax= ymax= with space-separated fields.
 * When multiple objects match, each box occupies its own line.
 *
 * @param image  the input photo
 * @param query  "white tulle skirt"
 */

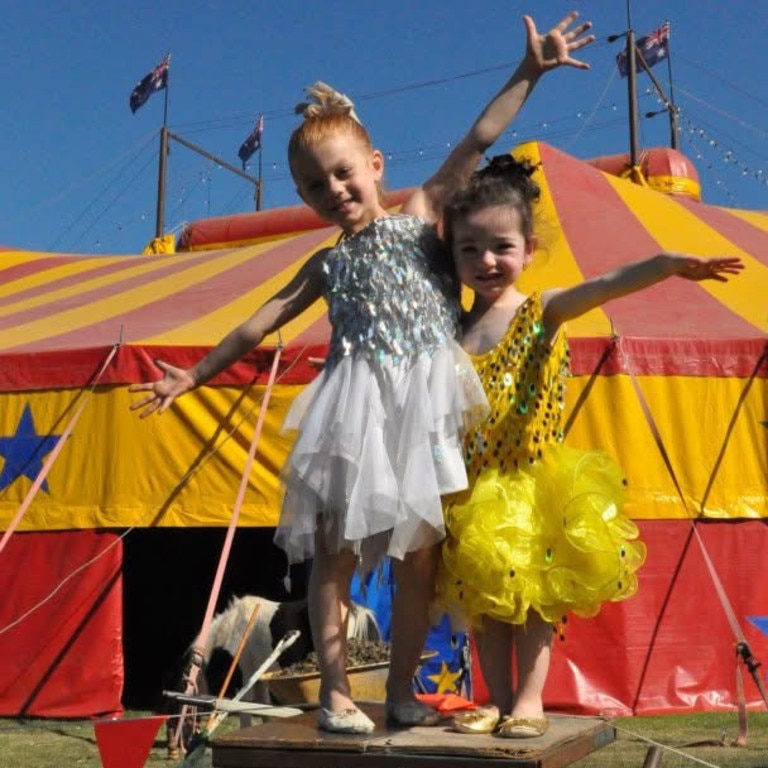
xmin=273 ymin=344 xmax=488 ymax=574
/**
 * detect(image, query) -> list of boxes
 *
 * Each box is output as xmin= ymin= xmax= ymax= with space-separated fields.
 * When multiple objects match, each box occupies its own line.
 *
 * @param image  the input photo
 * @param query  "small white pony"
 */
xmin=181 ymin=594 xmax=381 ymax=711
xmin=167 ymin=595 xmax=381 ymax=755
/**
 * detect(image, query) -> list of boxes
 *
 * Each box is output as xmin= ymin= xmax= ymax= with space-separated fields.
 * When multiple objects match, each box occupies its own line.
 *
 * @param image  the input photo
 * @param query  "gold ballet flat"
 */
xmin=451 ymin=706 xmax=501 ymax=734
xmin=497 ymin=715 xmax=549 ymax=739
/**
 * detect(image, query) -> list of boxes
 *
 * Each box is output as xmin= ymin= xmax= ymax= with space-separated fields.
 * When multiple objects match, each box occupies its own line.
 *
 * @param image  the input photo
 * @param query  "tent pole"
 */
xmin=624 ymin=0 xmax=640 ymax=167
xmin=626 ymin=29 xmax=640 ymax=168
xmin=154 ymin=126 xmax=169 ymax=239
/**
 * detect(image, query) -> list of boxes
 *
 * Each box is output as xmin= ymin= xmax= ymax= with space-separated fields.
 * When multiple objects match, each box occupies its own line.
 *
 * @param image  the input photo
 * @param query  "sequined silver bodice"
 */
xmin=322 ymin=215 xmax=459 ymax=368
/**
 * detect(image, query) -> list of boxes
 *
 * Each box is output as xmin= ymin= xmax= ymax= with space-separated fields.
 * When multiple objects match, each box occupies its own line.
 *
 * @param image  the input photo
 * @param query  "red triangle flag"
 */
xmin=94 ymin=715 xmax=168 ymax=768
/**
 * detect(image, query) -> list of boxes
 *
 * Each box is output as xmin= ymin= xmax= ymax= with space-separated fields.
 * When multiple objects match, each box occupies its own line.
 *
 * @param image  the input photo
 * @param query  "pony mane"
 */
xmin=348 ymin=603 xmax=382 ymax=641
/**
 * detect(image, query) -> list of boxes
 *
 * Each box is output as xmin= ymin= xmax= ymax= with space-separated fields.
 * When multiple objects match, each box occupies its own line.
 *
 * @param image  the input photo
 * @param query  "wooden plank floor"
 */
xmin=212 ymin=704 xmax=615 ymax=768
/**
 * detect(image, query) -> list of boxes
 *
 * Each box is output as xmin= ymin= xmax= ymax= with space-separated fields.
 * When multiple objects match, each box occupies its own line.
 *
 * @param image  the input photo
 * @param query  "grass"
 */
xmin=0 ymin=710 xmax=766 ymax=768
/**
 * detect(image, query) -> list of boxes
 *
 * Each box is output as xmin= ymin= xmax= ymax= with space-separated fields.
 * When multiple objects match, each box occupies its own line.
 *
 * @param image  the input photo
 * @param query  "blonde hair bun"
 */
xmin=295 ymin=81 xmax=361 ymax=123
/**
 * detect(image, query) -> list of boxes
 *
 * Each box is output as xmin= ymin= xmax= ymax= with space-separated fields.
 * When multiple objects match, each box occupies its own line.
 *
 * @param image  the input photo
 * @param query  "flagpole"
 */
xmin=637 ymin=49 xmax=679 ymax=152
xmin=636 ymin=23 xmax=679 ymax=151
xmin=256 ymin=145 xmax=263 ymax=211
xmin=155 ymin=127 xmax=169 ymax=239
xmin=664 ymin=20 xmax=680 ymax=150
xmin=167 ymin=131 xmax=260 ymax=186
xmin=154 ymin=70 xmax=170 ymax=239
xmin=626 ymin=30 xmax=640 ymax=169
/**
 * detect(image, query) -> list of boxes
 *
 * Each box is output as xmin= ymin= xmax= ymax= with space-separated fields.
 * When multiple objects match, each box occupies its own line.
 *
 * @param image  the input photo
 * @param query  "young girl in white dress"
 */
xmin=131 ymin=12 xmax=595 ymax=734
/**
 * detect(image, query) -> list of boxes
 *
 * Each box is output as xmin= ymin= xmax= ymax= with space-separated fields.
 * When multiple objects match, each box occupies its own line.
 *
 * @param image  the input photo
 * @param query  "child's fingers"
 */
xmin=564 ymin=57 xmax=591 ymax=70
xmin=129 ymin=392 xmax=159 ymax=412
xmin=128 ymin=381 xmax=156 ymax=393
xmin=567 ymin=33 xmax=595 ymax=51
xmin=565 ymin=22 xmax=593 ymax=42
xmin=554 ymin=11 xmax=581 ymax=33
xmin=154 ymin=358 xmax=173 ymax=373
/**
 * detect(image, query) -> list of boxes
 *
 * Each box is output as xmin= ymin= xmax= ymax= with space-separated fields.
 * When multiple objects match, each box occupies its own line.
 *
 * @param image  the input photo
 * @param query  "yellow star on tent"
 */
xmin=428 ymin=662 xmax=463 ymax=694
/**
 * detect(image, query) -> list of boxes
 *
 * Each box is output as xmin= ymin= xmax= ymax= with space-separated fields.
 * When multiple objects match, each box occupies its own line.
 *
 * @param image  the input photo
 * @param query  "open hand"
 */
xmin=129 ymin=360 xmax=196 ymax=418
xmin=524 ymin=11 xmax=595 ymax=72
xmin=671 ymin=255 xmax=745 ymax=282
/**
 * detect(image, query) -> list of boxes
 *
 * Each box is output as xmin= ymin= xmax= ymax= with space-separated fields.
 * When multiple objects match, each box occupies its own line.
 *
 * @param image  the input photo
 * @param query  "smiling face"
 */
xmin=452 ymin=204 xmax=536 ymax=307
xmin=291 ymin=134 xmax=386 ymax=235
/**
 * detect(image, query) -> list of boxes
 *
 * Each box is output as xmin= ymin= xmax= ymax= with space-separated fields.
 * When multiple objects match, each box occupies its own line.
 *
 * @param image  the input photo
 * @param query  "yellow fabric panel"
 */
xmin=725 ymin=207 xmax=768 ymax=229
xmin=647 ymin=174 xmax=701 ymax=201
xmin=0 ymin=253 xmax=176 ymax=318
xmin=564 ymin=372 xmax=768 ymax=520
xmin=0 ymin=370 xmax=764 ymax=530
xmin=0 ymin=247 xmax=273 ymax=347
xmin=144 ymin=231 xmax=339 ymax=346
xmin=141 ymin=234 xmax=176 ymax=255
xmin=0 ymin=255 xmax=99 ymax=301
xmin=604 ymin=175 xmax=768 ymax=331
xmin=0 ymin=384 xmax=303 ymax=530
xmin=513 ymin=142 xmax=613 ymax=338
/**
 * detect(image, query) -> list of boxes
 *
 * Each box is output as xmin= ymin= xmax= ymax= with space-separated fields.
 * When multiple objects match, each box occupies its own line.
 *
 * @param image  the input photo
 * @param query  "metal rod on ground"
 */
xmin=206 ymin=628 xmax=301 ymax=734
xmin=203 ymin=602 xmax=262 ymax=731
xmin=642 ymin=745 xmax=663 ymax=768
xmin=180 ymin=629 xmax=302 ymax=766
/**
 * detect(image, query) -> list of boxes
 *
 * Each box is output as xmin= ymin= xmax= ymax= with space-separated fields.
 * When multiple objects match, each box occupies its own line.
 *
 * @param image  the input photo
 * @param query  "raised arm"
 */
xmin=403 ymin=11 xmax=594 ymax=222
xmin=541 ymin=253 xmax=745 ymax=338
xmin=129 ymin=249 xmax=327 ymax=417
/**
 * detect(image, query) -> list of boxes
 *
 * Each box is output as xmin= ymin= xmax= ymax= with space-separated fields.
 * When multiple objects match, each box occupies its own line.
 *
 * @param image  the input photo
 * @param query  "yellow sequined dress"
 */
xmin=437 ymin=293 xmax=646 ymax=627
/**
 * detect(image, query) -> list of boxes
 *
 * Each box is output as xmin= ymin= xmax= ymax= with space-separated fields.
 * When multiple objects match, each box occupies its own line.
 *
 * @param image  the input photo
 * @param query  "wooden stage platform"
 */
xmin=211 ymin=704 xmax=615 ymax=768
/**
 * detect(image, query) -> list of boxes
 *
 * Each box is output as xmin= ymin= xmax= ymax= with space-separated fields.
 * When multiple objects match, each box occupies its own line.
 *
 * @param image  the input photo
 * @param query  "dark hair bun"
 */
xmin=480 ymin=153 xmax=537 ymax=183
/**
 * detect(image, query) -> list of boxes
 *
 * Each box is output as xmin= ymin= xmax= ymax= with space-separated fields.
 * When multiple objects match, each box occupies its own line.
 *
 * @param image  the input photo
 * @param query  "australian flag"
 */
xmin=129 ymin=54 xmax=170 ymax=113
xmin=617 ymin=22 xmax=670 ymax=78
xmin=238 ymin=115 xmax=264 ymax=170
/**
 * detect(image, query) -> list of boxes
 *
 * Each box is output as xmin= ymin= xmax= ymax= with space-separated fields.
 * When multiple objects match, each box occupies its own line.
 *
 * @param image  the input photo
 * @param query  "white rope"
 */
xmin=563 ymin=66 xmax=618 ymax=152
xmin=612 ymin=721 xmax=727 ymax=768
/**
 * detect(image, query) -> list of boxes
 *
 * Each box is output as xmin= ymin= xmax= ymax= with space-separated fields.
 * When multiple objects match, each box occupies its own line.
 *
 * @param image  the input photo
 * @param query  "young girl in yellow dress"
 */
xmin=436 ymin=154 xmax=744 ymax=738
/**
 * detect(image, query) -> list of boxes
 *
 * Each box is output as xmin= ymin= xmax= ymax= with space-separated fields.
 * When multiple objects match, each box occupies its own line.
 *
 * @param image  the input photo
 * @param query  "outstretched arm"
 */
xmin=129 ymin=250 xmax=327 ymax=417
xmin=542 ymin=253 xmax=745 ymax=337
xmin=403 ymin=11 xmax=594 ymax=222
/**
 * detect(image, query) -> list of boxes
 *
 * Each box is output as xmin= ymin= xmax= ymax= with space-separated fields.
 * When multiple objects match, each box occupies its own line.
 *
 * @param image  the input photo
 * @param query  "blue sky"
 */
xmin=2 ymin=1 xmax=767 ymax=255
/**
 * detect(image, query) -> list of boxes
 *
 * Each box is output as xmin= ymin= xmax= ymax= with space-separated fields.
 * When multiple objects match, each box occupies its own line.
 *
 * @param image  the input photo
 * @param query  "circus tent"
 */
xmin=0 ymin=141 xmax=766 ymax=718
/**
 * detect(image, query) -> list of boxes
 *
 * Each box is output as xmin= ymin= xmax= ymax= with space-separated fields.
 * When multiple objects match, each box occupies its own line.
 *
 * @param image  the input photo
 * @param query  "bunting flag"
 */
xmin=238 ymin=115 xmax=264 ymax=170
xmin=129 ymin=54 xmax=170 ymax=113
xmin=94 ymin=715 xmax=168 ymax=768
xmin=616 ymin=22 xmax=670 ymax=78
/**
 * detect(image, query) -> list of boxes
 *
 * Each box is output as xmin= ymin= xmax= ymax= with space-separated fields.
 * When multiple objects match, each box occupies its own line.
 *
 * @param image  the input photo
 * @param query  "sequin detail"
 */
xmin=463 ymin=293 xmax=569 ymax=481
xmin=323 ymin=216 xmax=458 ymax=369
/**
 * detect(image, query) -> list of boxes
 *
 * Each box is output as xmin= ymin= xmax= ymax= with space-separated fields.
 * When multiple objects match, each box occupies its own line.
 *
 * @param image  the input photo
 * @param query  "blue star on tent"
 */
xmin=0 ymin=403 xmax=61 ymax=494
xmin=747 ymin=617 xmax=768 ymax=681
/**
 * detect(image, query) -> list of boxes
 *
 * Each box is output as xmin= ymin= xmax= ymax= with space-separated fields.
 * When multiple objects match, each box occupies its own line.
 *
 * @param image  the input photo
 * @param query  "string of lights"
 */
xmin=61 ymin=49 xmax=768 ymax=252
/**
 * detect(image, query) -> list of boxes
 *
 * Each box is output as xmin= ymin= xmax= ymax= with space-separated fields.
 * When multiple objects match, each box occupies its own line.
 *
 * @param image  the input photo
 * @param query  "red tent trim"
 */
xmin=1 ymin=338 xmax=766 ymax=392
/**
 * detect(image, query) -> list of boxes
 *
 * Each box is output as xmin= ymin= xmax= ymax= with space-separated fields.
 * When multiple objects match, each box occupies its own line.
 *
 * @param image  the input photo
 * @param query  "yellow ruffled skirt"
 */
xmin=437 ymin=445 xmax=646 ymax=627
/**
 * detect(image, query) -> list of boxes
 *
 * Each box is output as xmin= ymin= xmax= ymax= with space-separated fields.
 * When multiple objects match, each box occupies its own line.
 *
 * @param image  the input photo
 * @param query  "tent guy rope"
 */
xmin=170 ymin=338 xmax=285 ymax=756
xmin=613 ymin=330 xmax=768 ymax=741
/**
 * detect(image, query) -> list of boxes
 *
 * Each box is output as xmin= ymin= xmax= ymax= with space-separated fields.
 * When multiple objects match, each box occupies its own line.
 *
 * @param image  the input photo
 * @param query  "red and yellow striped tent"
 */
xmin=1 ymin=141 xmax=766 ymax=717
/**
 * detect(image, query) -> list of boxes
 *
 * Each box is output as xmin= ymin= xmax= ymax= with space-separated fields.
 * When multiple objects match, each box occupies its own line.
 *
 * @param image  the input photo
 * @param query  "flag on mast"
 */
xmin=129 ymin=54 xmax=171 ymax=113
xmin=616 ymin=22 xmax=670 ymax=78
xmin=238 ymin=115 xmax=264 ymax=170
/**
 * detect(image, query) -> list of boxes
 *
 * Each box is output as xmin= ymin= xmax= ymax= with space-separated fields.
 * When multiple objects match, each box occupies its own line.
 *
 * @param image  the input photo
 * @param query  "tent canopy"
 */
xmin=1 ymin=141 xmax=766 ymax=531
xmin=2 ymin=141 xmax=766 ymax=394
xmin=1 ymin=142 xmax=766 ymax=719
